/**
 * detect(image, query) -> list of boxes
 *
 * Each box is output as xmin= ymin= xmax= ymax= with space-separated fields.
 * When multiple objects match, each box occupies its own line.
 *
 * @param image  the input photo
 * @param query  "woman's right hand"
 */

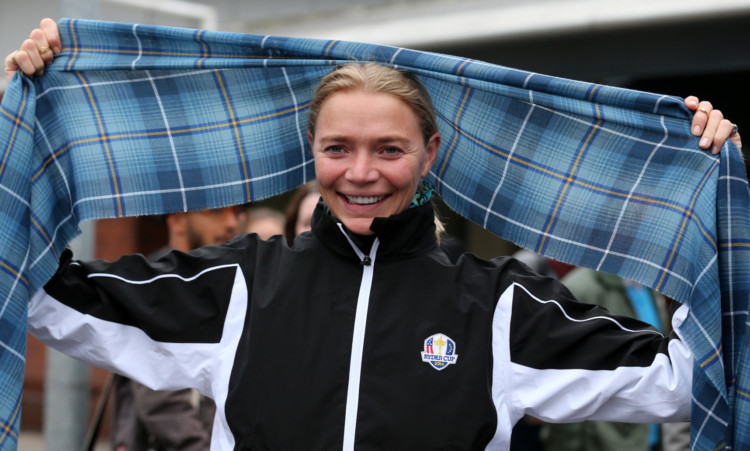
xmin=4 ymin=18 xmax=61 ymax=85
xmin=684 ymin=95 xmax=742 ymax=154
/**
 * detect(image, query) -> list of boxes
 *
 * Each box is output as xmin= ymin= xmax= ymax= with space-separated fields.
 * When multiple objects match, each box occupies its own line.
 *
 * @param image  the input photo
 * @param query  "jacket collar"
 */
xmin=310 ymin=200 xmax=439 ymax=262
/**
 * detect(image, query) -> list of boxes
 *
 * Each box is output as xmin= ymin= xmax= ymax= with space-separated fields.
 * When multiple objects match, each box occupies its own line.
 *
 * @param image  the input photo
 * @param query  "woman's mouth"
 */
xmin=344 ymin=195 xmax=385 ymax=205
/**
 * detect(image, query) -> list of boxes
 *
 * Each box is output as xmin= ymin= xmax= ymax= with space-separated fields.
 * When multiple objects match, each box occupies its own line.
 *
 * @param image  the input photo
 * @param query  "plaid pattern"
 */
xmin=0 ymin=18 xmax=747 ymax=450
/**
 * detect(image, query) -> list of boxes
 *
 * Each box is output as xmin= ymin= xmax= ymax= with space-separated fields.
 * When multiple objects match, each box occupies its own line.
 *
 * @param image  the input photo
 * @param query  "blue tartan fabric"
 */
xmin=0 ymin=18 xmax=747 ymax=450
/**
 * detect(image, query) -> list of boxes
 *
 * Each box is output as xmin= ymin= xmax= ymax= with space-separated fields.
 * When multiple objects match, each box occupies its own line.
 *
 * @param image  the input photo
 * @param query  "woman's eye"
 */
xmin=325 ymin=145 xmax=344 ymax=153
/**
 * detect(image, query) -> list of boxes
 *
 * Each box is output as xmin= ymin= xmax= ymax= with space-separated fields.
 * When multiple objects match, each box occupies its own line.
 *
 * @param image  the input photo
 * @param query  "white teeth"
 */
xmin=345 ymin=195 xmax=383 ymax=205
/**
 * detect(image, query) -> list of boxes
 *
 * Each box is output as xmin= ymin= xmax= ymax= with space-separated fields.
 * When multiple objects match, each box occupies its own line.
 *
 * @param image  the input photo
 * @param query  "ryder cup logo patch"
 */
xmin=421 ymin=333 xmax=458 ymax=371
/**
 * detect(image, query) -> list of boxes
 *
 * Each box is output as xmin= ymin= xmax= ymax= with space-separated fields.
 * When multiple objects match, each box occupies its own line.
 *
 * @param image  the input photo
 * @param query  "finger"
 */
xmin=698 ymin=110 xmax=729 ymax=152
xmin=4 ymin=51 xmax=19 ymax=85
xmin=684 ymin=96 xmax=700 ymax=111
xmin=40 ymin=18 xmax=62 ymax=55
xmin=698 ymin=109 xmax=724 ymax=154
xmin=691 ymin=101 xmax=713 ymax=137
xmin=12 ymin=43 xmax=41 ymax=78
xmin=710 ymin=119 xmax=734 ymax=155
xmin=20 ymin=38 xmax=45 ymax=77
xmin=29 ymin=28 xmax=53 ymax=67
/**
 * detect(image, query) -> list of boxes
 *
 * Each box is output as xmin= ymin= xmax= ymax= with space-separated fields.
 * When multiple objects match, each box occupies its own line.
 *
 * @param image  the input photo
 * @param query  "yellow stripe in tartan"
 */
xmin=324 ymin=41 xmax=338 ymax=57
xmin=720 ymin=242 xmax=750 ymax=249
xmin=0 ymin=261 xmax=29 ymax=287
xmin=0 ymin=85 xmax=30 ymax=182
xmin=655 ymin=157 xmax=719 ymax=291
xmin=0 ymin=106 xmax=34 ymax=134
xmin=437 ymin=87 xmax=472 ymax=192
xmin=436 ymin=111 xmax=718 ymax=251
xmin=214 ymin=70 xmax=252 ymax=202
xmin=713 ymin=443 xmax=727 ymax=451
xmin=31 ymin=101 xmax=311 ymax=183
xmin=196 ymin=30 xmax=209 ymax=69
xmin=76 ymin=72 xmax=124 ymax=217
xmin=66 ymin=19 xmax=79 ymax=71
xmin=30 ymin=214 xmax=58 ymax=262
xmin=699 ymin=343 xmax=722 ymax=368
xmin=537 ymin=87 xmax=603 ymax=253
xmin=456 ymin=59 xmax=471 ymax=86
xmin=739 ymin=388 xmax=750 ymax=400
xmin=0 ymin=398 xmax=21 ymax=444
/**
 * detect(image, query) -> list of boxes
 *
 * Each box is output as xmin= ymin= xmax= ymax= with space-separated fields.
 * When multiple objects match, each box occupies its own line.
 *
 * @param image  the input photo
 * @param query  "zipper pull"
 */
xmin=361 ymin=255 xmax=372 ymax=266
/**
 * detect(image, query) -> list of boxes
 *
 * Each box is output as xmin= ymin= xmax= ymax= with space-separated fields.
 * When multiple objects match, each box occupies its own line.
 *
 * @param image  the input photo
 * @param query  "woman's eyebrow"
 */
xmin=317 ymin=135 xmax=413 ymax=144
xmin=317 ymin=135 xmax=348 ymax=143
xmin=374 ymin=136 xmax=411 ymax=144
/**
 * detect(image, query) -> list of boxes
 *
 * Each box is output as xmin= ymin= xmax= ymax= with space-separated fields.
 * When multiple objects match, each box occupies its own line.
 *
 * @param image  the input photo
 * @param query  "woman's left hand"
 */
xmin=685 ymin=96 xmax=741 ymax=154
xmin=4 ymin=18 xmax=61 ymax=85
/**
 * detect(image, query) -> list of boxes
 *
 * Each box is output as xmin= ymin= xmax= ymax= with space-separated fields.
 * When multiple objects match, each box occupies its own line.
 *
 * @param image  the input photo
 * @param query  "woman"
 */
xmin=11 ymin=19 xmax=742 ymax=450
xmin=284 ymin=181 xmax=320 ymax=246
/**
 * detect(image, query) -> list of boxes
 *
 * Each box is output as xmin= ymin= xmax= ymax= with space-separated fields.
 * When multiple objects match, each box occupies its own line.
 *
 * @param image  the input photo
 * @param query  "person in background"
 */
xmin=662 ymin=421 xmax=690 ymax=451
xmin=242 ymin=207 xmax=285 ymax=241
xmin=112 ymin=206 xmax=245 ymax=451
xmin=283 ymin=181 xmax=320 ymax=246
xmin=511 ymin=249 xmax=557 ymax=279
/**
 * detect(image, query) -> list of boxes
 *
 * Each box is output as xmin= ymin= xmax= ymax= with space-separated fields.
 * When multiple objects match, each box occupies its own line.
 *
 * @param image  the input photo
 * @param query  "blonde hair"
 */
xmin=308 ymin=63 xmax=438 ymax=145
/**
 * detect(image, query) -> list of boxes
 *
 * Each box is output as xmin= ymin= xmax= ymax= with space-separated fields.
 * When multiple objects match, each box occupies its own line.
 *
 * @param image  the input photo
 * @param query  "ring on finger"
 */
xmin=39 ymin=46 xmax=50 ymax=55
xmin=731 ymin=124 xmax=739 ymax=137
xmin=698 ymin=108 xmax=710 ymax=116
xmin=10 ymin=51 xmax=18 ymax=66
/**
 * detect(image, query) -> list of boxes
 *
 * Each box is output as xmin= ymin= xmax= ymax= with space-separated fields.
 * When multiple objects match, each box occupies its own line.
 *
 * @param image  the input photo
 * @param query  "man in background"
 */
xmin=113 ymin=206 xmax=245 ymax=451
xmin=243 ymin=207 xmax=285 ymax=240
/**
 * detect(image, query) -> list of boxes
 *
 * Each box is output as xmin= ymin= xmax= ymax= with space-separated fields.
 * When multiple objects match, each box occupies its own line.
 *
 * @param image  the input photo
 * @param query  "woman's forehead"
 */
xmin=316 ymin=91 xmax=420 ymax=128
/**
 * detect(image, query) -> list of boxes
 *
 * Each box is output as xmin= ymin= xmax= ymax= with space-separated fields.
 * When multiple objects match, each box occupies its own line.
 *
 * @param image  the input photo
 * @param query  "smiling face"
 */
xmin=310 ymin=90 xmax=439 ymax=235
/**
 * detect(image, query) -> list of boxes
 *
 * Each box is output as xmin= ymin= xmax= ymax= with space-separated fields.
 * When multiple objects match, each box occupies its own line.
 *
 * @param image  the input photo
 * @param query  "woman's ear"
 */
xmin=421 ymin=132 xmax=440 ymax=178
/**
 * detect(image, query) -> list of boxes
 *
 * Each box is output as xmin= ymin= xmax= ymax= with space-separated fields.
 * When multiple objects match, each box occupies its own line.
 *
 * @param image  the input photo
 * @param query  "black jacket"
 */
xmin=29 ymin=203 xmax=691 ymax=450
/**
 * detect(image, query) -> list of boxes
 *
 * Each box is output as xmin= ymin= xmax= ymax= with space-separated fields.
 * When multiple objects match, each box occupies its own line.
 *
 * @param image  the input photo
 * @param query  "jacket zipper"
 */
xmin=338 ymin=224 xmax=380 ymax=451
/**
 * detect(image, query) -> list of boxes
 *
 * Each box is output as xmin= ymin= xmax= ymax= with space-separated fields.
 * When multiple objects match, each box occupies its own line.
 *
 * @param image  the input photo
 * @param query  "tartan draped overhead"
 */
xmin=0 ymin=18 xmax=747 ymax=450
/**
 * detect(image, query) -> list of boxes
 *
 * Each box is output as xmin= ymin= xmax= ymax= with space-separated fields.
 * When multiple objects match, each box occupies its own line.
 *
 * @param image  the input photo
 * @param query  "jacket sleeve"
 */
xmin=28 ymin=236 xmax=254 ymax=399
xmin=491 ymin=263 xmax=692 ymax=427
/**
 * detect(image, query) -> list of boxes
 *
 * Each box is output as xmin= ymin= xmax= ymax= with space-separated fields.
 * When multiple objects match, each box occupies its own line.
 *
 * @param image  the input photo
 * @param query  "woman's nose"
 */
xmin=345 ymin=152 xmax=378 ymax=183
